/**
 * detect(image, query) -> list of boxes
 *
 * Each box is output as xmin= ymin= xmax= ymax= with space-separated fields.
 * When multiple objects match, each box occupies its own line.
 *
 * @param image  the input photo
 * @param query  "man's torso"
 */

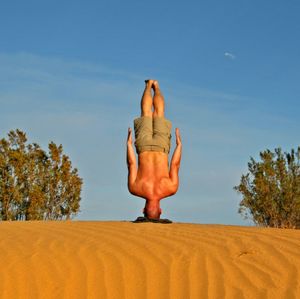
xmin=131 ymin=151 xmax=174 ymax=200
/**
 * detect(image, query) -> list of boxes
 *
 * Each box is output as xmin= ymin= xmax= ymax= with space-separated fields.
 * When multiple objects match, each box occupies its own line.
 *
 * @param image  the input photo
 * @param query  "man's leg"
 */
xmin=153 ymin=80 xmax=165 ymax=118
xmin=140 ymin=80 xmax=154 ymax=117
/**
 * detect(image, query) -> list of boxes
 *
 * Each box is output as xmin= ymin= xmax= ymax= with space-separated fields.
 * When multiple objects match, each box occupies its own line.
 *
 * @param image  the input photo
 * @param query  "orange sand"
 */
xmin=0 ymin=221 xmax=299 ymax=299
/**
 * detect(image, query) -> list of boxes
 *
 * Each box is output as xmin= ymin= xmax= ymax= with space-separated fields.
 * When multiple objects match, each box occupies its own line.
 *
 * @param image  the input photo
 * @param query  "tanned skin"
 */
xmin=127 ymin=80 xmax=182 ymax=219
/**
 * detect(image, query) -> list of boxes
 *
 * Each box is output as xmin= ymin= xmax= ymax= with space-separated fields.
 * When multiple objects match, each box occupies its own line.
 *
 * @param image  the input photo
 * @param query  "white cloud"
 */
xmin=224 ymin=52 xmax=236 ymax=60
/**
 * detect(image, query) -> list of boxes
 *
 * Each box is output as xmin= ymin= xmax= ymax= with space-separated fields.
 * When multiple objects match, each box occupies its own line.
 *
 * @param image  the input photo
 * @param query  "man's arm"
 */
xmin=169 ymin=128 xmax=182 ymax=194
xmin=127 ymin=128 xmax=137 ymax=193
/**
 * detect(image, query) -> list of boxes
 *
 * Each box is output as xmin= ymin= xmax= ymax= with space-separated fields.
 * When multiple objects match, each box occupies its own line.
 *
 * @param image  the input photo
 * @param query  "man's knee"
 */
xmin=142 ymin=109 xmax=153 ymax=117
xmin=153 ymin=108 xmax=164 ymax=118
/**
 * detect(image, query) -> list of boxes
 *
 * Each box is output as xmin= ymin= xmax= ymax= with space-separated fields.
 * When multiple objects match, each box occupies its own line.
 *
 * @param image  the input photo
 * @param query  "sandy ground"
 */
xmin=0 ymin=221 xmax=299 ymax=299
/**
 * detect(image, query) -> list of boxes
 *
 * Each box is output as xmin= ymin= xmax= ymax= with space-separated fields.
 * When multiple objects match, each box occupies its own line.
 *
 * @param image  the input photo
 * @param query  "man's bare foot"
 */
xmin=145 ymin=79 xmax=155 ymax=88
xmin=153 ymin=80 xmax=160 ymax=91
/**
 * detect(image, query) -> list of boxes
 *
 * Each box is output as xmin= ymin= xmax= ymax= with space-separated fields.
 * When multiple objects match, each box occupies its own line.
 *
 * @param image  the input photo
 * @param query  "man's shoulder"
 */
xmin=158 ymin=176 xmax=178 ymax=196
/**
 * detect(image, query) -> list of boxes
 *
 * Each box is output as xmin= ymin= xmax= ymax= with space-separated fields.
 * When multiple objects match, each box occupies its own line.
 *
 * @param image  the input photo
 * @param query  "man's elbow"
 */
xmin=128 ymin=187 xmax=135 ymax=195
xmin=128 ymin=184 xmax=134 ymax=195
xmin=128 ymin=182 xmax=137 ymax=195
xmin=169 ymin=183 xmax=179 ymax=196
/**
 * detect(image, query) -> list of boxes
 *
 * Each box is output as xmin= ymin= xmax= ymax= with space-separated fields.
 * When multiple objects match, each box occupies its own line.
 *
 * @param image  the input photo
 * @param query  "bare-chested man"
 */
xmin=127 ymin=79 xmax=182 ymax=222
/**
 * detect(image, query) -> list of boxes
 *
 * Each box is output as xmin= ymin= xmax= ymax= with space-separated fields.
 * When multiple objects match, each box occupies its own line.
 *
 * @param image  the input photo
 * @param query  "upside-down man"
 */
xmin=127 ymin=80 xmax=182 ymax=223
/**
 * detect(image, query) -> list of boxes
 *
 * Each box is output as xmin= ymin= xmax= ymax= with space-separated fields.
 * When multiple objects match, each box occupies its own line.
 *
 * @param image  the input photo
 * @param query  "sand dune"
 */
xmin=0 ymin=221 xmax=299 ymax=299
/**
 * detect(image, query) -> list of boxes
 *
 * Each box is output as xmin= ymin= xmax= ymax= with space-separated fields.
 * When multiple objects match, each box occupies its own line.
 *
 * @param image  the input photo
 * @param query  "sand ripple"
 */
xmin=0 ymin=221 xmax=300 ymax=299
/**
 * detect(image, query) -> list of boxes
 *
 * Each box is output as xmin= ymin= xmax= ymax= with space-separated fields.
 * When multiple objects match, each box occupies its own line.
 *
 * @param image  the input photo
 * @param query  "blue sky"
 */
xmin=1 ymin=0 xmax=300 ymax=224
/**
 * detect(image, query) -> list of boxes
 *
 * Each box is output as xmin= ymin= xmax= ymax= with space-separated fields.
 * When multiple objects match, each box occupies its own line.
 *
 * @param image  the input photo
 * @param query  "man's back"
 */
xmin=129 ymin=152 xmax=176 ymax=200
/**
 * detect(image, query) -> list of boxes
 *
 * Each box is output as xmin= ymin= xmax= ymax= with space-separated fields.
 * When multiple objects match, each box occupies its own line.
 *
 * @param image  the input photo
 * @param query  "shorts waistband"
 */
xmin=138 ymin=145 xmax=168 ymax=154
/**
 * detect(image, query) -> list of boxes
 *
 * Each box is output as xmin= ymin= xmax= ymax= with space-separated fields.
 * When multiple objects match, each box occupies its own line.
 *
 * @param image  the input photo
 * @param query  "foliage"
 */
xmin=234 ymin=147 xmax=300 ymax=228
xmin=0 ymin=129 xmax=83 ymax=220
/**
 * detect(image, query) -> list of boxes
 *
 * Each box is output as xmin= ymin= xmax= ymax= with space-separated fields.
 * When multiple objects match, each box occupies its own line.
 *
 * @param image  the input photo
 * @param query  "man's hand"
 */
xmin=175 ymin=128 xmax=182 ymax=146
xmin=127 ymin=127 xmax=133 ymax=144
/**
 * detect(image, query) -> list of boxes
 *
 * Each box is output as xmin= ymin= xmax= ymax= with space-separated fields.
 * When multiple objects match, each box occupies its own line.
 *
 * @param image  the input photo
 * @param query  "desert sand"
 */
xmin=0 ymin=221 xmax=299 ymax=299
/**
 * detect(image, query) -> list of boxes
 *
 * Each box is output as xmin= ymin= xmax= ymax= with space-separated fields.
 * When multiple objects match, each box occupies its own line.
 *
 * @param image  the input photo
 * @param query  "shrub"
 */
xmin=234 ymin=147 xmax=300 ymax=228
xmin=0 ymin=129 xmax=83 ymax=220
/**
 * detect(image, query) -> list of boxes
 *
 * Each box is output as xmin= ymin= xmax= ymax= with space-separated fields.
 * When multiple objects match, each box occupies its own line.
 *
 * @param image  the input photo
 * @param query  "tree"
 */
xmin=0 ymin=129 xmax=83 ymax=220
xmin=234 ymin=147 xmax=300 ymax=228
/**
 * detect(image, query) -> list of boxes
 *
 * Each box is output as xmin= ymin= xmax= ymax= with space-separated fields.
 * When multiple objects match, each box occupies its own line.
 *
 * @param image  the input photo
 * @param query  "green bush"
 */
xmin=235 ymin=147 xmax=300 ymax=228
xmin=0 ymin=129 xmax=83 ymax=220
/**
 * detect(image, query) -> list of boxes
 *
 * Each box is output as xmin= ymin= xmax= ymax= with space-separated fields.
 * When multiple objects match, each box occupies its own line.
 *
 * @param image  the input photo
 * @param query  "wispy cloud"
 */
xmin=224 ymin=52 xmax=236 ymax=60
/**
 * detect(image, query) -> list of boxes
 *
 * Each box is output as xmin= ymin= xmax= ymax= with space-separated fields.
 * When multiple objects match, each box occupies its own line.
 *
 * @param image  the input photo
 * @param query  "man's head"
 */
xmin=143 ymin=201 xmax=162 ymax=219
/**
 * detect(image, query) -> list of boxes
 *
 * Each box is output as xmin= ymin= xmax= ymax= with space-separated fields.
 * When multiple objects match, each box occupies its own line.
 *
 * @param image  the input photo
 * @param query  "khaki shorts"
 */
xmin=134 ymin=116 xmax=172 ymax=154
